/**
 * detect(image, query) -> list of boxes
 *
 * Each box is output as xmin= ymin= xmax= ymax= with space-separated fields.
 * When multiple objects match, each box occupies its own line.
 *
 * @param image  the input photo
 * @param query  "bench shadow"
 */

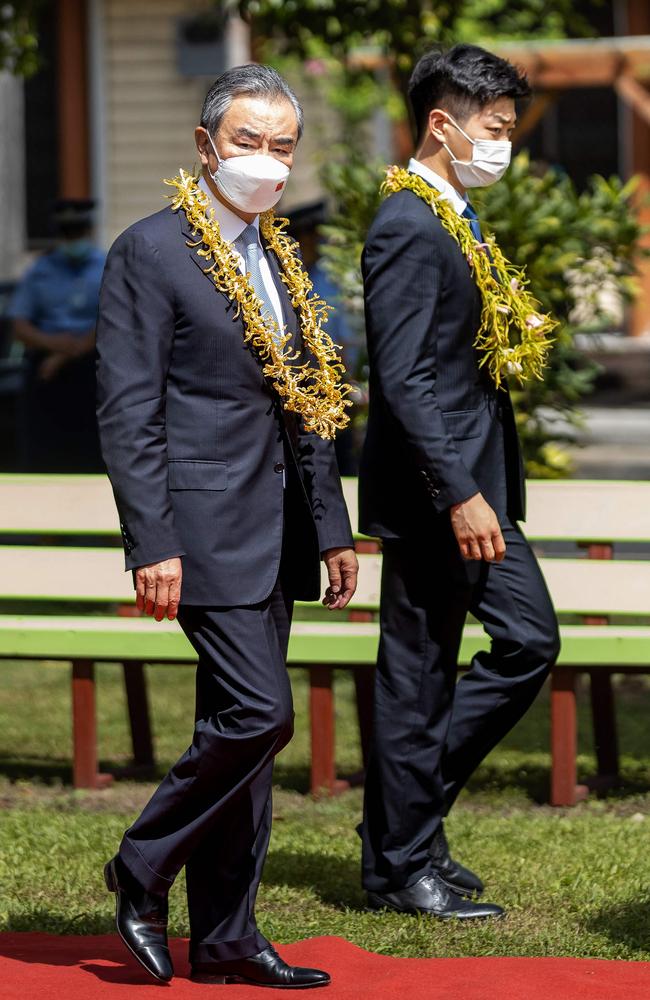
xmin=584 ymin=897 xmax=650 ymax=955
xmin=263 ymin=847 xmax=364 ymax=911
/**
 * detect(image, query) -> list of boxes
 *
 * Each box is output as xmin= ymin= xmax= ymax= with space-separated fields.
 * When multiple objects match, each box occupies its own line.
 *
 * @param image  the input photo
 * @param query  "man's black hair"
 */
xmin=408 ymin=43 xmax=531 ymax=143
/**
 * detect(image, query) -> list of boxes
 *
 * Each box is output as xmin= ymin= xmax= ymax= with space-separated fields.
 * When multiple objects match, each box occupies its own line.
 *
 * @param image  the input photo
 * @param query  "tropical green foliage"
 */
xmin=0 ymin=1 xmax=40 ymax=76
xmin=237 ymin=0 xmax=593 ymax=124
xmin=319 ymin=151 xmax=647 ymax=477
xmin=474 ymin=152 xmax=645 ymax=476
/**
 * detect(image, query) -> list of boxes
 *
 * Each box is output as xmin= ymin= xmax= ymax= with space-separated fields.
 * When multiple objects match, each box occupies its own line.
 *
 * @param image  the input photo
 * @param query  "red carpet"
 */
xmin=1 ymin=934 xmax=649 ymax=1000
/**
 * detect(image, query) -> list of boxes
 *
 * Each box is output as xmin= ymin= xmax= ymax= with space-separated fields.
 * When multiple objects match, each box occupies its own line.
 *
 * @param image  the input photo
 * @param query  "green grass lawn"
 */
xmin=1 ymin=660 xmax=650 ymax=959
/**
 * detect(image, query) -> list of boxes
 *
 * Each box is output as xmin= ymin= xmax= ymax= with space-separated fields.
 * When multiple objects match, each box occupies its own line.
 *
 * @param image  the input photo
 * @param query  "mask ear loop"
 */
xmin=206 ymin=129 xmax=223 ymax=167
xmin=442 ymin=114 xmax=476 ymax=166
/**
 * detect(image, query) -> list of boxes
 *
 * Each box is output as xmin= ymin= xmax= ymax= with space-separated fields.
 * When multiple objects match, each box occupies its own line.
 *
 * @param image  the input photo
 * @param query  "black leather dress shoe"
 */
xmin=190 ymin=944 xmax=330 ymax=988
xmin=429 ymin=825 xmax=485 ymax=898
xmin=367 ymin=873 xmax=504 ymax=920
xmin=104 ymin=855 xmax=173 ymax=983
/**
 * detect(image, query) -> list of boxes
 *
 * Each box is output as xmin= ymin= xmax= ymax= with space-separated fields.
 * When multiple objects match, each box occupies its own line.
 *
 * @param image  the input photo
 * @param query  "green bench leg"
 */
xmin=122 ymin=662 xmax=155 ymax=768
xmin=71 ymin=660 xmax=112 ymax=790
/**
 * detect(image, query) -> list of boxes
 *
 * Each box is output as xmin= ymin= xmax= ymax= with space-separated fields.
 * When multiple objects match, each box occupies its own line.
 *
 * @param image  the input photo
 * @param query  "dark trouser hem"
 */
xmin=190 ymin=929 xmax=268 ymax=965
xmin=119 ymin=838 xmax=174 ymax=897
xmin=363 ymin=861 xmax=434 ymax=895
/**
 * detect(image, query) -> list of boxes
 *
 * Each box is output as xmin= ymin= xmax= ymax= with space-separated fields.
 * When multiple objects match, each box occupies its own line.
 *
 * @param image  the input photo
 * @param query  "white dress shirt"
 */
xmin=407 ymin=157 xmax=467 ymax=217
xmin=197 ymin=175 xmax=284 ymax=327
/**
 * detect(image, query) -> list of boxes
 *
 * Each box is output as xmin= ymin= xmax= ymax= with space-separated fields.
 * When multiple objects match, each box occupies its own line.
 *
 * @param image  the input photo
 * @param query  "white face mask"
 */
xmin=443 ymin=115 xmax=511 ymax=188
xmin=207 ymin=132 xmax=291 ymax=214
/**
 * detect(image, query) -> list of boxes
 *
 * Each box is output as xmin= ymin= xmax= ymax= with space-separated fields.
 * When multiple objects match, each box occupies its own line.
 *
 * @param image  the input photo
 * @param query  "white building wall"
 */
xmin=100 ymin=0 xmax=219 ymax=245
xmin=96 ymin=0 xmax=334 ymax=246
xmin=0 ymin=71 xmax=26 ymax=281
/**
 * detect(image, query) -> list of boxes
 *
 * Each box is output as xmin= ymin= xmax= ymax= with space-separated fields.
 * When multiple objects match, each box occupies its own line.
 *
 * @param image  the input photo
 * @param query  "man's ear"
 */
xmin=428 ymin=108 xmax=449 ymax=145
xmin=195 ymin=126 xmax=211 ymax=168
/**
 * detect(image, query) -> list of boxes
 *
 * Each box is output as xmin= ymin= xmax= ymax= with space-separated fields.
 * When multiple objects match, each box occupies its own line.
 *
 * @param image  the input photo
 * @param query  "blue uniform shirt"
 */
xmin=8 ymin=246 xmax=106 ymax=334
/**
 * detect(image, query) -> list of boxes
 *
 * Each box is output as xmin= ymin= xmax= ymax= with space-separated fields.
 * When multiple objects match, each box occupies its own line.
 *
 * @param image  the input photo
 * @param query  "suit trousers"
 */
xmin=118 ymin=575 xmax=294 ymax=964
xmin=361 ymin=517 xmax=561 ymax=893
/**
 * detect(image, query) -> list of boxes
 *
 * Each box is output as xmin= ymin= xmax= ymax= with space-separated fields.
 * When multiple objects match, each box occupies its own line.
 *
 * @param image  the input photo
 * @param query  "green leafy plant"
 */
xmin=0 ymin=1 xmax=40 ymax=77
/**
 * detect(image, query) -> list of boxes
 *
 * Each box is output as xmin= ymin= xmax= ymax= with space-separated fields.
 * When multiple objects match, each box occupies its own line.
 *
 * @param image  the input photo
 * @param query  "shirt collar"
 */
xmin=198 ymin=175 xmax=260 ymax=245
xmin=407 ymin=158 xmax=467 ymax=216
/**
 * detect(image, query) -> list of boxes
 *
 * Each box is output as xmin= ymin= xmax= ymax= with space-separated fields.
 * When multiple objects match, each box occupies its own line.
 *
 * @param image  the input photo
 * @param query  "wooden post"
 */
xmin=71 ymin=659 xmax=111 ymax=789
xmin=309 ymin=666 xmax=335 ymax=797
xmin=122 ymin=663 xmax=155 ymax=768
xmin=57 ymin=0 xmax=90 ymax=198
xmin=550 ymin=668 xmax=587 ymax=806
xmin=589 ymin=671 xmax=620 ymax=781
xmin=581 ymin=541 xmax=620 ymax=786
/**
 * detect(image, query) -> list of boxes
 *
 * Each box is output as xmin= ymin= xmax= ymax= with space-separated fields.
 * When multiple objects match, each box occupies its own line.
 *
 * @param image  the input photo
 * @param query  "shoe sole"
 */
xmin=366 ymin=897 xmax=504 ymax=921
xmin=104 ymin=860 xmax=173 ymax=984
xmin=191 ymin=973 xmax=331 ymax=988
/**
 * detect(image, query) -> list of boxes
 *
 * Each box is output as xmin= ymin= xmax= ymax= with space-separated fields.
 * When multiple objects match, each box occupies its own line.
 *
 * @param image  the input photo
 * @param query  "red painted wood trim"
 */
xmin=57 ymin=0 xmax=90 ymax=198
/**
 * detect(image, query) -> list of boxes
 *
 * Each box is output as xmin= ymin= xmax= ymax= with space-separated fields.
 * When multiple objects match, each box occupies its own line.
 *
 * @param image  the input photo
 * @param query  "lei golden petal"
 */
xmin=381 ymin=166 xmax=557 ymax=388
xmin=164 ymin=169 xmax=352 ymax=439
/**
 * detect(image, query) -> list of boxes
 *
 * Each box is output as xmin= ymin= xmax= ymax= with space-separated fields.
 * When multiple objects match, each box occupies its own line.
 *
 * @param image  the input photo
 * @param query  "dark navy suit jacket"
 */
xmin=96 ymin=203 xmax=353 ymax=606
xmin=359 ymin=186 xmax=525 ymax=539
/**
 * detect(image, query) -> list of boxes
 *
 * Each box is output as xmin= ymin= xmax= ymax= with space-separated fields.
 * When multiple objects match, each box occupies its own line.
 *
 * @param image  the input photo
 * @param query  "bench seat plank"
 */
xmin=0 ymin=616 xmax=649 ymax=667
xmin=3 ymin=547 xmax=650 ymax=617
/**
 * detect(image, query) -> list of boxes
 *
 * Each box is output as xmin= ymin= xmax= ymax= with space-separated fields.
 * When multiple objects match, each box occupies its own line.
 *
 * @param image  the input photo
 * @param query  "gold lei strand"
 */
xmin=381 ymin=166 xmax=557 ymax=388
xmin=164 ymin=169 xmax=352 ymax=439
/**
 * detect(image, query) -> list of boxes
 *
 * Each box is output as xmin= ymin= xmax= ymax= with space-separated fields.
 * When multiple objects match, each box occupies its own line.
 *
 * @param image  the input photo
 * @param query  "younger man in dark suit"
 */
xmin=359 ymin=44 xmax=560 ymax=918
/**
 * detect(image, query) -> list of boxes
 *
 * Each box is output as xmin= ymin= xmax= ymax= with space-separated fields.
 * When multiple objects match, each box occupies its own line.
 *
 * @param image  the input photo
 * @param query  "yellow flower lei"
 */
xmin=382 ymin=166 xmax=557 ymax=388
xmin=164 ymin=169 xmax=351 ymax=439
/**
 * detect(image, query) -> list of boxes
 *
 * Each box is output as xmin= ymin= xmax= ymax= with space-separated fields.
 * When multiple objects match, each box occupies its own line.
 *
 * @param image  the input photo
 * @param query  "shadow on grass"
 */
xmin=463 ymin=762 xmax=550 ymax=803
xmin=585 ymin=898 xmax=650 ymax=955
xmin=0 ymin=756 xmax=167 ymax=786
xmin=264 ymin=847 xmax=365 ymax=911
xmin=1 ymin=908 xmax=115 ymax=935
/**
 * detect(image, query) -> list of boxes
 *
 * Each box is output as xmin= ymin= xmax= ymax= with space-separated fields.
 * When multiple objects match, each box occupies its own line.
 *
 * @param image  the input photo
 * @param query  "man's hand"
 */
xmin=322 ymin=546 xmax=358 ymax=611
xmin=450 ymin=493 xmax=506 ymax=563
xmin=38 ymin=352 xmax=69 ymax=381
xmin=135 ymin=557 xmax=183 ymax=621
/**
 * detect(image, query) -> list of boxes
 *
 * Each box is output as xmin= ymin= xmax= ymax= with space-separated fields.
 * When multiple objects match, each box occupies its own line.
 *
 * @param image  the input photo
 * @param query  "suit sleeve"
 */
xmin=96 ymin=227 xmax=186 ymax=570
xmin=363 ymin=214 xmax=480 ymax=511
xmin=295 ymin=425 xmax=354 ymax=553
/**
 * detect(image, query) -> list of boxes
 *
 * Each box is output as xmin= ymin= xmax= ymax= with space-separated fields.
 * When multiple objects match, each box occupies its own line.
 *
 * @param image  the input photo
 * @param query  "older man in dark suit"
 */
xmin=97 ymin=64 xmax=357 ymax=989
xmin=359 ymin=45 xmax=560 ymax=919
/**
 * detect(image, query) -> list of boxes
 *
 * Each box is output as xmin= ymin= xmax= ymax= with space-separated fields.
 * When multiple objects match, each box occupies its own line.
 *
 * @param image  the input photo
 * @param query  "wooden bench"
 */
xmin=0 ymin=474 xmax=649 ymax=805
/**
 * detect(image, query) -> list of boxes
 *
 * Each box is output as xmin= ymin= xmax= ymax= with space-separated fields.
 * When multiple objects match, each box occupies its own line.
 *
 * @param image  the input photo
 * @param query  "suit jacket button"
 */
xmin=274 ymin=462 xmax=285 ymax=473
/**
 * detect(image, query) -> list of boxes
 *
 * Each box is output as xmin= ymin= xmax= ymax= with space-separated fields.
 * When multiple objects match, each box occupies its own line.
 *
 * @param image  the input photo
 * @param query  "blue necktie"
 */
xmin=236 ymin=224 xmax=282 ymax=343
xmin=462 ymin=202 xmax=483 ymax=242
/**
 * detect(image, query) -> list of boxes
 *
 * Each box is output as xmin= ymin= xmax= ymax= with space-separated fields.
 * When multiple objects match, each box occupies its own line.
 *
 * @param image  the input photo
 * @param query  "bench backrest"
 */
xmin=1 ymin=475 xmax=649 ymax=617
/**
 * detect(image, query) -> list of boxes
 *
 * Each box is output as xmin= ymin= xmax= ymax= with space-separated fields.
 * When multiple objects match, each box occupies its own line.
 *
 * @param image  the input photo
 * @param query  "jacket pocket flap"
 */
xmin=168 ymin=460 xmax=228 ymax=490
xmin=441 ymin=408 xmax=482 ymax=440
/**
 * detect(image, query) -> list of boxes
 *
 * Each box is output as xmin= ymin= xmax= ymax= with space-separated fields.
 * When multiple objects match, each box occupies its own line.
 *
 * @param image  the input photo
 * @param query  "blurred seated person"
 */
xmin=8 ymin=198 xmax=106 ymax=472
xmin=289 ymin=200 xmax=359 ymax=474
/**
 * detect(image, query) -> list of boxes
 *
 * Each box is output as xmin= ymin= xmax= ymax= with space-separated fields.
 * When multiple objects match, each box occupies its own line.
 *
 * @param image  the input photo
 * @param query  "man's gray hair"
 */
xmin=200 ymin=63 xmax=304 ymax=139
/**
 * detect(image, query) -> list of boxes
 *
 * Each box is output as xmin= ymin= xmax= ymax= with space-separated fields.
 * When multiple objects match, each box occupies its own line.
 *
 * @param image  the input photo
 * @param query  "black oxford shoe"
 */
xmin=190 ymin=944 xmax=330 ymax=988
xmin=367 ymin=873 xmax=504 ymax=920
xmin=104 ymin=855 xmax=173 ymax=983
xmin=429 ymin=825 xmax=485 ymax=898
